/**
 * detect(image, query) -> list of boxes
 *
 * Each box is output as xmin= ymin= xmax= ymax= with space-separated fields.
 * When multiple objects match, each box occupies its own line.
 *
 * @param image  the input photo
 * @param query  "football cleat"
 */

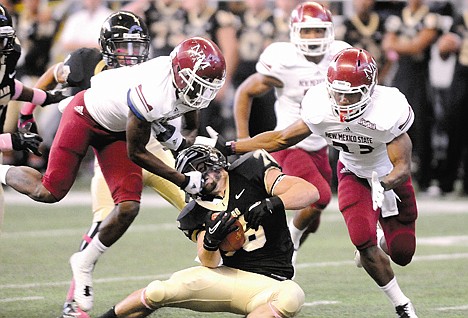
xmin=69 ymin=253 xmax=94 ymax=312
xmin=395 ymin=302 xmax=418 ymax=318
xmin=354 ymin=226 xmax=386 ymax=268
xmin=59 ymin=300 xmax=90 ymax=318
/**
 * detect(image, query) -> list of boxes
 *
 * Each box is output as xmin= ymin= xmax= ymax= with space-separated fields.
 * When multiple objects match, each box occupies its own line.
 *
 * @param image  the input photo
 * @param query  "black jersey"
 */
xmin=62 ymin=47 xmax=106 ymax=94
xmin=0 ymin=39 xmax=21 ymax=133
xmin=338 ymin=13 xmax=386 ymax=69
xmin=177 ymin=150 xmax=294 ymax=280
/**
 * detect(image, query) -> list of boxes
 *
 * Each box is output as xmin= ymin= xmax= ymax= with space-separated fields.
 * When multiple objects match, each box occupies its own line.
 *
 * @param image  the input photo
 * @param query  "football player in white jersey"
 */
xmin=0 ymin=36 xmax=226 ymax=313
xmin=227 ymin=48 xmax=419 ymax=317
xmin=234 ymin=1 xmax=351 ymax=263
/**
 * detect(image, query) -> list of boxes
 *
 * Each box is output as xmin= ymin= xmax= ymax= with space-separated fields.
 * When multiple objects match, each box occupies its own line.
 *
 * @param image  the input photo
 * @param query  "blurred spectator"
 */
xmin=180 ymin=0 xmax=240 ymax=139
xmin=232 ymin=0 xmax=276 ymax=137
xmin=54 ymin=0 xmax=112 ymax=59
xmin=437 ymin=10 xmax=468 ymax=196
xmin=382 ymin=0 xmax=439 ymax=192
xmin=336 ymin=0 xmax=391 ymax=84
xmin=123 ymin=0 xmax=186 ymax=58
xmin=272 ymin=0 xmax=300 ymax=42
xmin=16 ymin=0 xmax=57 ymax=84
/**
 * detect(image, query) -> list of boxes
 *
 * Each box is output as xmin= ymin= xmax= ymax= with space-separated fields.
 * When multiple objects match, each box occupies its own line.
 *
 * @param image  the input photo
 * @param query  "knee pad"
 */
xmin=144 ymin=280 xmax=166 ymax=309
xmin=272 ymin=280 xmax=305 ymax=318
xmin=387 ymin=230 xmax=415 ymax=266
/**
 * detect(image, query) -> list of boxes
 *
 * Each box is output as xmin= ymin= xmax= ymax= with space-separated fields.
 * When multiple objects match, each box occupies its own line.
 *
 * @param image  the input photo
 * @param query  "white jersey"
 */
xmin=256 ymin=41 xmax=350 ymax=151
xmin=84 ymin=56 xmax=190 ymax=132
xmin=301 ymin=84 xmax=414 ymax=178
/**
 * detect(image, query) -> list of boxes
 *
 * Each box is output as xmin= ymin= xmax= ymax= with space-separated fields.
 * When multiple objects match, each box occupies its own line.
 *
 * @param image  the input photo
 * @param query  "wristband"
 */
xmin=226 ymin=141 xmax=236 ymax=155
xmin=180 ymin=175 xmax=190 ymax=190
xmin=267 ymin=195 xmax=285 ymax=214
xmin=380 ymin=181 xmax=388 ymax=191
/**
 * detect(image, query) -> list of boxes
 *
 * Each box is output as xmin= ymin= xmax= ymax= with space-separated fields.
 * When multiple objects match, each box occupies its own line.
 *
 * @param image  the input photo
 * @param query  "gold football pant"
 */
xmin=144 ymin=266 xmax=305 ymax=317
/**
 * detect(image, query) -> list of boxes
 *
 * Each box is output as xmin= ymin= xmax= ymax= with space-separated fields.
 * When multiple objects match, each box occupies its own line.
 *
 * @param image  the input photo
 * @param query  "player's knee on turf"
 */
xmin=272 ymin=280 xmax=305 ymax=318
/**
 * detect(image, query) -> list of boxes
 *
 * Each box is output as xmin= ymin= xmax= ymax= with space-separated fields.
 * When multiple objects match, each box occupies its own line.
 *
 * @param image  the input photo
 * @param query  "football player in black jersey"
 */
xmin=98 ymin=144 xmax=319 ymax=318
xmin=0 ymin=3 xmax=66 ymax=232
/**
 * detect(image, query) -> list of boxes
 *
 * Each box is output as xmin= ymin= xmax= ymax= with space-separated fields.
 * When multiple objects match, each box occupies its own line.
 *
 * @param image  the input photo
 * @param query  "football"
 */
xmin=211 ymin=213 xmax=245 ymax=252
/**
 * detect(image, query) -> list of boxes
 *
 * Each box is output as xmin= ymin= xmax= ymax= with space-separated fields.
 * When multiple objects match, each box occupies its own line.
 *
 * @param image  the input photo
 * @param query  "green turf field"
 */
xmin=1 ymin=189 xmax=467 ymax=318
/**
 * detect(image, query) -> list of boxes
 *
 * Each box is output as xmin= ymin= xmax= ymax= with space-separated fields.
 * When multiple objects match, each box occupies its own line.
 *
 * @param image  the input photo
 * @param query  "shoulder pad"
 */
xmin=257 ymin=42 xmax=298 ymax=71
xmin=229 ymin=150 xmax=280 ymax=183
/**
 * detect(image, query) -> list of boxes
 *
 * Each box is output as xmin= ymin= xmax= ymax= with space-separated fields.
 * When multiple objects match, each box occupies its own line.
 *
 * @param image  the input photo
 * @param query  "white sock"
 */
xmin=0 ymin=165 xmax=12 ymax=184
xmin=289 ymin=220 xmax=306 ymax=250
xmin=379 ymin=276 xmax=410 ymax=307
xmin=79 ymin=234 xmax=107 ymax=268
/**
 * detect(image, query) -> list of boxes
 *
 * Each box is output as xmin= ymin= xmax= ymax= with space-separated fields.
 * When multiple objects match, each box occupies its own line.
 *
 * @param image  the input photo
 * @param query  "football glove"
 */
xmin=244 ymin=196 xmax=284 ymax=230
xmin=180 ymin=171 xmax=204 ymax=195
xmin=42 ymin=89 xmax=69 ymax=106
xmin=195 ymin=126 xmax=235 ymax=157
xmin=17 ymin=113 xmax=38 ymax=133
xmin=156 ymin=123 xmax=186 ymax=151
xmin=371 ymin=171 xmax=385 ymax=211
xmin=203 ymin=210 xmax=238 ymax=251
xmin=11 ymin=123 xmax=43 ymax=156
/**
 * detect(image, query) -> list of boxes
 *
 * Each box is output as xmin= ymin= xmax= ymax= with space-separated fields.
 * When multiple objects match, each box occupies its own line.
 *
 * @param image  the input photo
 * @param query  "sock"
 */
xmin=288 ymin=220 xmax=306 ymax=250
xmin=379 ymin=276 xmax=410 ymax=307
xmin=0 ymin=165 xmax=13 ymax=184
xmin=79 ymin=234 xmax=107 ymax=268
xmin=98 ymin=306 xmax=117 ymax=318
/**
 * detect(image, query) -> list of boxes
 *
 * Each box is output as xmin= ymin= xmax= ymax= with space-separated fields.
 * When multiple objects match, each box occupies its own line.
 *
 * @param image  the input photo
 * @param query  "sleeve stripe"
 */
xmin=398 ymin=106 xmax=413 ymax=131
xmin=127 ymin=89 xmax=146 ymax=120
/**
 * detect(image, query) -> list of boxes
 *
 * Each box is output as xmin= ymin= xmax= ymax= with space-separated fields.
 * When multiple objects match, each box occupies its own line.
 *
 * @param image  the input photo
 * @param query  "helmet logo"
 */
xmin=189 ymin=43 xmax=210 ymax=71
xmin=363 ymin=61 xmax=377 ymax=81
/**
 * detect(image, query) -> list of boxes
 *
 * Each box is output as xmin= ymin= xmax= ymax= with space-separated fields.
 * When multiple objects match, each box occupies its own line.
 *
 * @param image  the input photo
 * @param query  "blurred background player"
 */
xmin=98 ymin=144 xmax=319 ymax=318
xmin=225 ymin=48 xmax=419 ymax=317
xmin=0 ymin=3 xmax=65 ymax=232
xmin=233 ymin=1 xmax=350 ymax=265
xmin=437 ymin=8 xmax=468 ymax=196
xmin=382 ymin=0 xmax=439 ymax=192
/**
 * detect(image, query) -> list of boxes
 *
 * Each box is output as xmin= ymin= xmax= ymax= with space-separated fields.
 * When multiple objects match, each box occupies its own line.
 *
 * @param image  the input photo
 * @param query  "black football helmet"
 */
xmin=176 ymin=144 xmax=228 ymax=175
xmin=99 ymin=11 xmax=150 ymax=67
xmin=0 ymin=4 xmax=15 ymax=55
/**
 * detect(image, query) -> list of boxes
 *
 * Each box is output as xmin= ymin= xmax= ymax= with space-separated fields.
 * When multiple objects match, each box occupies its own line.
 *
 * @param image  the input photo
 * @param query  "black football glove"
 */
xmin=244 ymin=196 xmax=284 ymax=230
xmin=17 ymin=113 xmax=38 ymax=133
xmin=156 ymin=123 xmax=186 ymax=151
xmin=11 ymin=123 xmax=43 ymax=156
xmin=203 ymin=210 xmax=238 ymax=251
xmin=42 ymin=89 xmax=68 ymax=106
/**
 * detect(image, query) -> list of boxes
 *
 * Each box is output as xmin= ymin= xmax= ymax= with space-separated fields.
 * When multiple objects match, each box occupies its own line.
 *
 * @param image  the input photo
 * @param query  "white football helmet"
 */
xmin=327 ymin=48 xmax=378 ymax=122
xmin=289 ymin=2 xmax=335 ymax=57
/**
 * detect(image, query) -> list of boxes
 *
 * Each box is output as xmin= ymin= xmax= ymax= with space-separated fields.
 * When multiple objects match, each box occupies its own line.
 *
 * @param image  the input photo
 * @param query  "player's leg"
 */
xmin=337 ymin=161 xmax=417 ymax=316
xmin=379 ymin=177 xmax=417 ymax=267
xmin=143 ymin=139 xmax=185 ymax=211
xmin=272 ymin=148 xmax=332 ymax=258
xmin=1 ymin=91 xmax=93 ymax=203
xmin=71 ymin=139 xmax=143 ymax=312
xmin=61 ymin=158 xmax=115 ymax=317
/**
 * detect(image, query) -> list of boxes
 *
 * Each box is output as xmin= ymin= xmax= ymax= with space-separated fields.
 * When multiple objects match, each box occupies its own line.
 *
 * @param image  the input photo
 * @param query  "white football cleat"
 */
xmin=69 ymin=253 xmax=94 ymax=312
xmin=395 ymin=301 xmax=418 ymax=318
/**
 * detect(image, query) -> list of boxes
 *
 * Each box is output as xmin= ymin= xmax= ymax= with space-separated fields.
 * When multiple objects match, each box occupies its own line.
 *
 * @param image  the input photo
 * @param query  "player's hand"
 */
xmin=156 ymin=124 xmax=186 ymax=151
xmin=197 ymin=126 xmax=234 ymax=157
xmin=371 ymin=171 xmax=385 ymax=211
xmin=181 ymin=171 xmax=204 ymax=195
xmin=203 ymin=210 xmax=238 ymax=251
xmin=17 ymin=113 xmax=38 ymax=133
xmin=43 ymin=89 xmax=68 ymax=106
xmin=244 ymin=196 xmax=284 ymax=230
xmin=11 ymin=123 xmax=43 ymax=156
